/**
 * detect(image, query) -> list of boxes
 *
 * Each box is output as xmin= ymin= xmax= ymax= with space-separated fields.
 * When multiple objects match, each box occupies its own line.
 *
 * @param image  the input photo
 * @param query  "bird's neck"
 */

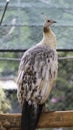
xmin=39 ymin=28 xmax=56 ymax=50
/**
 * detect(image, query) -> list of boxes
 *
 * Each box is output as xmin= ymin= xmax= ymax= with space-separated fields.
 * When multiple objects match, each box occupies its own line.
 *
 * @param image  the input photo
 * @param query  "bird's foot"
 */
xmin=42 ymin=104 xmax=49 ymax=112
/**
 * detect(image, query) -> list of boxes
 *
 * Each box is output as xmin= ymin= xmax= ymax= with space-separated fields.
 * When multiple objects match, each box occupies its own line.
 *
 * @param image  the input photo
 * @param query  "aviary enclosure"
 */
xmin=0 ymin=0 xmax=73 ymax=130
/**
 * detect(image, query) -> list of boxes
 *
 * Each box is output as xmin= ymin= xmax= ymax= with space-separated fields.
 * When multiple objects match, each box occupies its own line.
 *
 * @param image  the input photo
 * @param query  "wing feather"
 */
xmin=17 ymin=45 xmax=58 ymax=106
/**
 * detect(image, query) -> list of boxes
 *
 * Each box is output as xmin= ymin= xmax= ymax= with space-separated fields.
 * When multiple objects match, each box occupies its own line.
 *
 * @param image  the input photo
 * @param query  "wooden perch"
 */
xmin=0 ymin=111 xmax=73 ymax=130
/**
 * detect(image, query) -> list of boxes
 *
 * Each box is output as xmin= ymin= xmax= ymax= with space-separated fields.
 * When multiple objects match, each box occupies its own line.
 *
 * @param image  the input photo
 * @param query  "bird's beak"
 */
xmin=53 ymin=20 xmax=56 ymax=23
xmin=51 ymin=20 xmax=57 ymax=24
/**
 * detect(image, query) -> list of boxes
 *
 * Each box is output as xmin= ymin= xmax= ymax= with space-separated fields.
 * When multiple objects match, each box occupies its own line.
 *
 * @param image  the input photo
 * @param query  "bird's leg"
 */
xmin=42 ymin=103 xmax=49 ymax=112
xmin=42 ymin=103 xmax=55 ymax=113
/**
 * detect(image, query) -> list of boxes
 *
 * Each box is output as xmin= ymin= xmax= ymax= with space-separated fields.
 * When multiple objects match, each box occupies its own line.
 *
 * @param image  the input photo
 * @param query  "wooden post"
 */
xmin=0 ymin=111 xmax=73 ymax=130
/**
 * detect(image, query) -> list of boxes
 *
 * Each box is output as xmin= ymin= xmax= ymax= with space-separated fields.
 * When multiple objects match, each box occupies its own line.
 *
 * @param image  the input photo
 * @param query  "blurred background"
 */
xmin=0 ymin=0 xmax=73 ymax=130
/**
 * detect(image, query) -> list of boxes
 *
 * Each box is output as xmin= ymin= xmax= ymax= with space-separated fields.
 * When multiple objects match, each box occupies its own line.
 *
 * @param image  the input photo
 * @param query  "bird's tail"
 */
xmin=21 ymin=100 xmax=43 ymax=130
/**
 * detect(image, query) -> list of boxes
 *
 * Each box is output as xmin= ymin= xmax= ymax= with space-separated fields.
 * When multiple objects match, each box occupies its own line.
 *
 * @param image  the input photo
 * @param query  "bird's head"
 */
xmin=43 ymin=19 xmax=56 ymax=33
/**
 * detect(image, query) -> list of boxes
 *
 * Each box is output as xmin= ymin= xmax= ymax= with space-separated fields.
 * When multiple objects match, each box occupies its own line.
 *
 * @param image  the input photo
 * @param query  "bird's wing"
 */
xmin=17 ymin=45 xmax=58 ymax=106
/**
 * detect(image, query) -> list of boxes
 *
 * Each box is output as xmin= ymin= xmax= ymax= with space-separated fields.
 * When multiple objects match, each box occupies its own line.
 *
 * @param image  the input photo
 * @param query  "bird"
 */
xmin=17 ymin=19 xmax=58 ymax=130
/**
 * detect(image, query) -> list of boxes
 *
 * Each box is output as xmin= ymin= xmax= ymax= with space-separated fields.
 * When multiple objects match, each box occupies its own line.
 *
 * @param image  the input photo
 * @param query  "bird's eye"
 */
xmin=47 ymin=20 xmax=50 ymax=22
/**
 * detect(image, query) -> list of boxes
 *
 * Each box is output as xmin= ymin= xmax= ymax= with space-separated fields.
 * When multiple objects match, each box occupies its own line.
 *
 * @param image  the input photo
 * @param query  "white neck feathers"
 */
xmin=39 ymin=28 xmax=57 ymax=50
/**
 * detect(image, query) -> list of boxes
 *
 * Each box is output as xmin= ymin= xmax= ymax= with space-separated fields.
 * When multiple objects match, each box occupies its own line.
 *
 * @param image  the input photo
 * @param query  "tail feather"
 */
xmin=21 ymin=100 xmax=43 ymax=130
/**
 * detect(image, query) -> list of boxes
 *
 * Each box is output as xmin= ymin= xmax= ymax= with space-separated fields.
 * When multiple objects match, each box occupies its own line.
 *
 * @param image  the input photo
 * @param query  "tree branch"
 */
xmin=0 ymin=111 xmax=73 ymax=130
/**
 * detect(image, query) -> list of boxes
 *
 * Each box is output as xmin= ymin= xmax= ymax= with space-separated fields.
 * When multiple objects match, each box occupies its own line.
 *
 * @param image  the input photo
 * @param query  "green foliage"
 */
xmin=47 ymin=77 xmax=73 ymax=111
xmin=0 ymin=52 xmax=19 ymax=77
xmin=46 ymin=52 xmax=73 ymax=111
xmin=0 ymin=83 xmax=11 ymax=113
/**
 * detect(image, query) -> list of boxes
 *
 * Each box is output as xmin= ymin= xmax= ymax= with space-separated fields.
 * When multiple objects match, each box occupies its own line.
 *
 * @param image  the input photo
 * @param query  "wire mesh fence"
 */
xmin=0 ymin=0 xmax=73 ymax=50
xmin=0 ymin=0 xmax=73 ymax=130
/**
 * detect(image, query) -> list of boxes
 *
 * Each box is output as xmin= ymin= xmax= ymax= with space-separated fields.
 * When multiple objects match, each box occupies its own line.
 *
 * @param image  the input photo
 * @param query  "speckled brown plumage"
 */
xmin=17 ymin=19 xmax=58 ymax=130
xmin=17 ymin=44 xmax=58 ymax=106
